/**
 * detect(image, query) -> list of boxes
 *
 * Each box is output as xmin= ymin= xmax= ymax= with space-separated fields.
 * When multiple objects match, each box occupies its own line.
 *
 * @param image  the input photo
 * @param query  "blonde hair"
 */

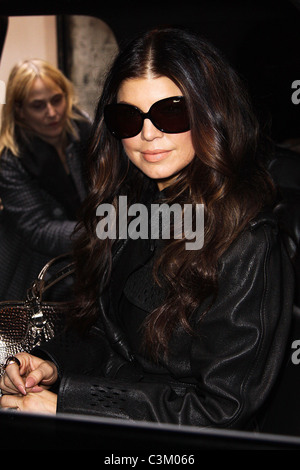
xmin=0 ymin=58 xmax=81 ymax=156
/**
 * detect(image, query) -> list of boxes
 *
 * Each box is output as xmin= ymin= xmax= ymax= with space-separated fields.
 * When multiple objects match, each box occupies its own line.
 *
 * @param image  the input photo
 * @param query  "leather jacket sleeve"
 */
xmin=39 ymin=215 xmax=294 ymax=430
xmin=0 ymin=149 xmax=76 ymax=256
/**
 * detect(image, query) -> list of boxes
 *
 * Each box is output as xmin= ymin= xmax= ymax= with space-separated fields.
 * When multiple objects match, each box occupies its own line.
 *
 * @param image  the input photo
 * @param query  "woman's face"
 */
xmin=117 ymin=76 xmax=195 ymax=190
xmin=18 ymin=77 xmax=67 ymax=144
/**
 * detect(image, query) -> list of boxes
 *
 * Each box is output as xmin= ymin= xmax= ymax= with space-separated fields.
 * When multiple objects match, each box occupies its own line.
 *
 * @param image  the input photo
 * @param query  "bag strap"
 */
xmin=27 ymin=253 xmax=75 ymax=302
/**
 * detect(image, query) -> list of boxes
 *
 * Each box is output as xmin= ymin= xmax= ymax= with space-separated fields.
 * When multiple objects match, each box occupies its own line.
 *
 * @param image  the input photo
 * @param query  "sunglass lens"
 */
xmin=104 ymin=96 xmax=190 ymax=139
xmin=151 ymin=97 xmax=190 ymax=133
xmin=104 ymin=104 xmax=142 ymax=139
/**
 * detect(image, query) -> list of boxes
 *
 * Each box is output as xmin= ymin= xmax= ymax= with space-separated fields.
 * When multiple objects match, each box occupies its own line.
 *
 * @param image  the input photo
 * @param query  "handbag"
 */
xmin=0 ymin=253 xmax=75 ymax=375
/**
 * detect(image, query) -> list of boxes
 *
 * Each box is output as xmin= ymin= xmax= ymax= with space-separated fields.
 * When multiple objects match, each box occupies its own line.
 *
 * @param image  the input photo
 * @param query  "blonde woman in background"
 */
xmin=0 ymin=59 xmax=91 ymax=300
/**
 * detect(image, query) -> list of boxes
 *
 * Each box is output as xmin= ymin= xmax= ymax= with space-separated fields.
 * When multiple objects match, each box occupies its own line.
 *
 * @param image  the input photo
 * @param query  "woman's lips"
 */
xmin=47 ymin=121 xmax=61 ymax=127
xmin=142 ymin=150 xmax=171 ymax=162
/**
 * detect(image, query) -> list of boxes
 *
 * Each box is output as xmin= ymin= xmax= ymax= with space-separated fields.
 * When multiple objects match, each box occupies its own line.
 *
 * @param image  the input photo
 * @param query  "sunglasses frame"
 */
xmin=104 ymin=95 xmax=190 ymax=139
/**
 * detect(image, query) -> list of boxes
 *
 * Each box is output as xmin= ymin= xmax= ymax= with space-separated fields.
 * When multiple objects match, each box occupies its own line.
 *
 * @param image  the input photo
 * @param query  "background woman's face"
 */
xmin=117 ymin=75 xmax=195 ymax=190
xmin=18 ymin=76 xmax=67 ymax=144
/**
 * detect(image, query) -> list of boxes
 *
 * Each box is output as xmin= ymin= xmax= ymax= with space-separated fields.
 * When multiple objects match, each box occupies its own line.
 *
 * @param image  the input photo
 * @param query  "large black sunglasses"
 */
xmin=104 ymin=96 xmax=190 ymax=139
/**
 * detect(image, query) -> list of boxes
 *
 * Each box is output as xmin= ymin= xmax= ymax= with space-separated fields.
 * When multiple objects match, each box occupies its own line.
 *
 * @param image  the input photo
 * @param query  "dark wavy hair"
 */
xmin=71 ymin=27 xmax=275 ymax=357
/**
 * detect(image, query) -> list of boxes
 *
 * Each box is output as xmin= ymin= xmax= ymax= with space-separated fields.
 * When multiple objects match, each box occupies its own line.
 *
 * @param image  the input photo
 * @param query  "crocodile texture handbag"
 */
xmin=0 ymin=253 xmax=75 ymax=375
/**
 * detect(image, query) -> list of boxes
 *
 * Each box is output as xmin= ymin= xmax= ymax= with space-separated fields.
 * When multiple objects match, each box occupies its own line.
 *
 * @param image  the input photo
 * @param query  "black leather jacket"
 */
xmin=0 ymin=115 xmax=91 ymax=300
xmin=36 ymin=210 xmax=294 ymax=430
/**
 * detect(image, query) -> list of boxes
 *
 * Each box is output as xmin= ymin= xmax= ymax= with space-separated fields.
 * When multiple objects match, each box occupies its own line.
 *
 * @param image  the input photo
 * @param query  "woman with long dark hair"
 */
xmin=0 ymin=28 xmax=294 ymax=430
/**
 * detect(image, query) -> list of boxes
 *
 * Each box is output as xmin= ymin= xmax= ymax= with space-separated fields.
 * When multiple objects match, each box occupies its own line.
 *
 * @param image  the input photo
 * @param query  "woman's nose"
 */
xmin=46 ymin=103 xmax=57 ymax=117
xmin=141 ymin=118 xmax=164 ymax=140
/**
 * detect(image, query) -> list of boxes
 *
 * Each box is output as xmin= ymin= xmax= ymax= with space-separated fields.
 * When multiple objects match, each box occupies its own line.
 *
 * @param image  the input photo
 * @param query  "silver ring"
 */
xmin=4 ymin=356 xmax=21 ymax=369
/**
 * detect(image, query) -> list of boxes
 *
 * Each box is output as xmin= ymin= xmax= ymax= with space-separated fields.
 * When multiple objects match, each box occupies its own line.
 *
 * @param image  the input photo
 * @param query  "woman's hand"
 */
xmin=0 ymin=352 xmax=58 ymax=396
xmin=0 ymin=389 xmax=57 ymax=414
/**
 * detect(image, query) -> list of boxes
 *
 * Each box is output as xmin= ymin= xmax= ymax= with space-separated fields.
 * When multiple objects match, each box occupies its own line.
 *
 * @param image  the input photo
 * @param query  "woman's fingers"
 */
xmin=0 ymin=389 xmax=57 ymax=414
xmin=25 ymin=360 xmax=55 ymax=389
xmin=0 ymin=353 xmax=31 ymax=395
xmin=0 ymin=393 xmax=23 ymax=409
xmin=0 ymin=353 xmax=58 ymax=396
xmin=1 ymin=361 xmax=26 ymax=395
